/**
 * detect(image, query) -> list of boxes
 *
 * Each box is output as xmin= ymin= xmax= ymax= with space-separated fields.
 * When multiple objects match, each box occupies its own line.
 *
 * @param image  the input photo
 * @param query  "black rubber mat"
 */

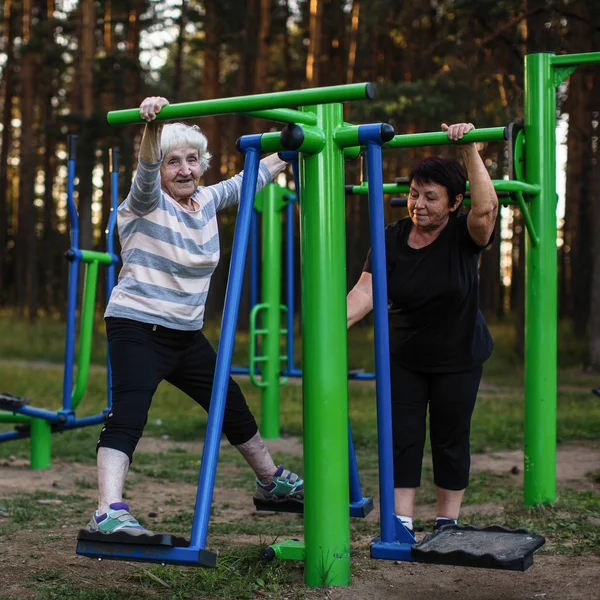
xmin=77 ymin=529 xmax=189 ymax=547
xmin=411 ymin=525 xmax=545 ymax=571
xmin=253 ymin=496 xmax=304 ymax=514
xmin=0 ymin=393 xmax=30 ymax=409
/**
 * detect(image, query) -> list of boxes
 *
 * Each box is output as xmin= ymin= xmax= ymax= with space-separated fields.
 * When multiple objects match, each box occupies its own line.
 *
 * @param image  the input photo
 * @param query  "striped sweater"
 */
xmin=105 ymin=156 xmax=282 ymax=330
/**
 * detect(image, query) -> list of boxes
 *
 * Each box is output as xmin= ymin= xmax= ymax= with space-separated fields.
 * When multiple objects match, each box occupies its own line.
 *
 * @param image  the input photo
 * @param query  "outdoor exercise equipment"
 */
xmin=78 ymin=50 xmax=599 ymax=586
xmin=0 ymin=137 xmax=119 ymax=469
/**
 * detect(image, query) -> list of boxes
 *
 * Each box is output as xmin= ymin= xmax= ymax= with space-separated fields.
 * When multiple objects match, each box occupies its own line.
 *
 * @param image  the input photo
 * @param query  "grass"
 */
xmin=0 ymin=314 xmax=599 ymax=599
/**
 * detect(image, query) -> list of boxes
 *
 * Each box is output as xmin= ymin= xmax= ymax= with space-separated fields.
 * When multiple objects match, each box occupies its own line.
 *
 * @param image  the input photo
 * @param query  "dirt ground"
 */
xmin=0 ymin=438 xmax=598 ymax=600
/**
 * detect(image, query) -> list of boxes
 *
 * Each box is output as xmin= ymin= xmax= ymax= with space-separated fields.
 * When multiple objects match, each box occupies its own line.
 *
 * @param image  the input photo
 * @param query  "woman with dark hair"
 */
xmin=347 ymin=122 xmax=498 ymax=534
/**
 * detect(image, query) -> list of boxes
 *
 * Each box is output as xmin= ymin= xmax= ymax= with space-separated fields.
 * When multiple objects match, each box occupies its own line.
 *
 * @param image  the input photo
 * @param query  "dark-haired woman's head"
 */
xmin=407 ymin=157 xmax=466 ymax=231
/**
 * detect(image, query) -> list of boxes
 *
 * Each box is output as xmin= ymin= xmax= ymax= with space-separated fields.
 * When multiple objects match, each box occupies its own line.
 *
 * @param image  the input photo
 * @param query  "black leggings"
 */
xmin=98 ymin=317 xmax=258 ymax=462
xmin=390 ymin=362 xmax=482 ymax=490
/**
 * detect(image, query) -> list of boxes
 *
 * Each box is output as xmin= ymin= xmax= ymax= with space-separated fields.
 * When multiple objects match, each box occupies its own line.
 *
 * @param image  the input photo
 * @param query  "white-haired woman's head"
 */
xmin=161 ymin=123 xmax=211 ymax=175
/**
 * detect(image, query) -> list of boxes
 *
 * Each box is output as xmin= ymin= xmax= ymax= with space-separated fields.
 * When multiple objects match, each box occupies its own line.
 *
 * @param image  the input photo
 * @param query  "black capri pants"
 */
xmin=98 ymin=317 xmax=258 ymax=462
xmin=390 ymin=362 xmax=482 ymax=491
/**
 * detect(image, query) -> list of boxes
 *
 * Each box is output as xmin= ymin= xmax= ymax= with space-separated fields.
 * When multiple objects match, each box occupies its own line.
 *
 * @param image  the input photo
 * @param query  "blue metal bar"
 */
xmin=281 ymin=368 xmax=375 ymax=380
xmin=106 ymin=147 xmax=120 ymax=411
xmin=190 ymin=135 xmax=262 ymax=550
xmin=0 ymin=431 xmax=29 ymax=442
xmin=76 ymin=541 xmax=216 ymax=567
xmin=230 ymin=366 xmax=252 ymax=375
xmin=6 ymin=406 xmax=65 ymax=422
xmin=62 ymin=135 xmax=79 ymax=413
xmin=0 ymin=413 xmax=107 ymax=444
xmin=348 ymin=423 xmax=363 ymax=504
xmin=62 ymin=414 xmax=107 ymax=429
xmin=363 ymin=135 xmax=395 ymax=544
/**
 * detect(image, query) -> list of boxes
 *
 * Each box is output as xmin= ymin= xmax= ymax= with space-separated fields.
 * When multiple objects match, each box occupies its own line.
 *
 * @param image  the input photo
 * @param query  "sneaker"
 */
xmin=592 ymin=386 xmax=600 ymax=397
xmin=255 ymin=465 xmax=304 ymax=500
xmin=434 ymin=518 xmax=457 ymax=531
xmin=85 ymin=502 xmax=153 ymax=536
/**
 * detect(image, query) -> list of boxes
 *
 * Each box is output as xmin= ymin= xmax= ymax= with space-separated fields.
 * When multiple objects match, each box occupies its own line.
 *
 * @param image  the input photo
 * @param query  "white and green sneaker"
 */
xmin=85 ymin=502 xmax=153 ymax=536
xmin=255 ymin=465 xmax=304 ymax=501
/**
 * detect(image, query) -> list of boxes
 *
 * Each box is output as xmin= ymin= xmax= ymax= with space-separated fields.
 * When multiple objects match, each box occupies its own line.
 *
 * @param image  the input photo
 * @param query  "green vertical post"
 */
xmin=260 ymin=184 xmax=285 ymax=439
xmin=299 ymin=103 xmax=350 ymax=586
xmin=72 ymin=260 xmax=99 ymax=410
xmin=30 ymin=418 xmax=52 ymax=470
xmin=523 ymin=52 xmax=557 ymax=505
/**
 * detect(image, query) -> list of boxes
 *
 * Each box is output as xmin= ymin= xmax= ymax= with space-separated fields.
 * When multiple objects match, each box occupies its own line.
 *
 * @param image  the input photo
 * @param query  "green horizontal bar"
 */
xmin=552 ymin=52 xmax=600 ymax=67
xmin=79 ymin=250 xmax=115 ymax=265
xmin=107 ymin=83 xmax=374 ymax=126
xmin=349 ymin=179 xmax=540 ymax=196
xmin=0 ymin=412 xmax=31 ymax=423
xmin=385 ymin=127 xmax=508 ymax=149
xmin=260 ymin=132 xmax=284 ymax=153
xmin=334 ymin=125 xmax=361 ymax=149
xmin=488 ymin=180 xmax=541 ymax=194
xmin=349 ymin=183 xmax=406 ymax=195
xmin=245 ymin=109 xmax=317 ymax=126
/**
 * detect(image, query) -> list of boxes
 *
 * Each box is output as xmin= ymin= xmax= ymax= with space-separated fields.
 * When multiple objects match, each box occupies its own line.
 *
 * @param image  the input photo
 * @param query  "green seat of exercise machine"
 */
xmin=77 ymin=529 xmax=190 ymax=548
xmin=411 ymin=525 xmax=545 ymax=571
xmin=0 ymin=393 xmax=30 ymax=410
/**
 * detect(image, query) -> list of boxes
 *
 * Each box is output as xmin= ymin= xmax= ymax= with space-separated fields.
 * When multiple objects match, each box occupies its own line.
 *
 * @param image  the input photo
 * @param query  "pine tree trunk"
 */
xmin=0 ymin=0 xmax=15 ymax=306
xmin=16 ymin=0 xmax=37 ymax=321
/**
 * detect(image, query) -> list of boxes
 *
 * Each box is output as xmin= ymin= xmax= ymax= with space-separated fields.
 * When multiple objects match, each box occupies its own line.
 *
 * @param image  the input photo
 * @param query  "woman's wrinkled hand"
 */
xmin=441 ymin=122 xmax=475 ymax=141
xmin=140 ymin=96 xmax=169 ymax=122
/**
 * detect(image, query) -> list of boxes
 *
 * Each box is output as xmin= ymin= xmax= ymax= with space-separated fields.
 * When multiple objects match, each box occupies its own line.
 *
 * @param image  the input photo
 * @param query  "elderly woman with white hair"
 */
xmin=85 ymin=96 xmax=303 ymax=536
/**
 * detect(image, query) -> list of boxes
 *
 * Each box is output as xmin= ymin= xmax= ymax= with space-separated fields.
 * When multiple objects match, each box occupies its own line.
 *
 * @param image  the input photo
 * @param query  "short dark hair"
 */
xmin=409 ymin=156 xmax=467 ymax=213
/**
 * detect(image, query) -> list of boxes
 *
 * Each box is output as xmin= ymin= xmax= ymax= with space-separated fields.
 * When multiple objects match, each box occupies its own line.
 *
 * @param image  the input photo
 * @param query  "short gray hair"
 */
xmin=161 ymin=123 xmax=212 ymax=175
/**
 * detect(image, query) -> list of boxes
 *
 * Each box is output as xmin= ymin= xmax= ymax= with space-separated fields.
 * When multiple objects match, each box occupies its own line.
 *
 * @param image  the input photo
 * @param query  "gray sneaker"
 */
xmin=85 ymin=502 xmax=153 ymax=536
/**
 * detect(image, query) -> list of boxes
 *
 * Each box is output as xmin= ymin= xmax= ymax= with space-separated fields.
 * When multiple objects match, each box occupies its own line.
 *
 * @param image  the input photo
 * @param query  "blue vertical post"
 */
xmin=348 ymin=423 xmax=363 ymax=504
xmin=189 ymin=136 xmax=262 ymax=550
xmin=62 ymin=135 xmax=80 ymax=413
xmin=363 ymin=136 xmax=396 ymax=544
xmin=105 ymin=147 xmax=120 ymax=410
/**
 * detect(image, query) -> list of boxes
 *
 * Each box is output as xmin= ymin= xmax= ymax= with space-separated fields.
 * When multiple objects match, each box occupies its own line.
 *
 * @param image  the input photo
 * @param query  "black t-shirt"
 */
xmin=363 ymin=214 xmax=493 ymax=372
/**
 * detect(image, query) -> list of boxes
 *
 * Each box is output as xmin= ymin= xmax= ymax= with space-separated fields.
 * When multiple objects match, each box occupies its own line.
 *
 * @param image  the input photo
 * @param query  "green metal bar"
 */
xmin=249 ymin=304 xmax=269 ymax=388
xmin=524 ymin=52 xmax=557 ymax=506
xmin=71 ymin=261 xmax=99 ymax=410
xmin=349 ymin=183 xmax=407 ymax=195
xmin=107 ymin=83 xmax=374 ymax=126
xmin=333 ymin=124 xmax=362 ymax=148
xmin=260 ymin=184 xmax=286 ymax=439
xmin=349 ymin=180 xmax=541 ymax=196
xmin=300 ymin=103 xmax=350 ymax=586
xmin=280 ymin=125 xmax=326 ymax=154
xmin=30 ymin=418 xmax=52 ymax=469
xmin=260 ymin=132 xmax=284 ymax=154
xmin=343 ymin=146 xmax=361 ymax=161
xmin=385 ymin=126 xmax=507 ymax=148
xmin=488 ymin=180 xmax=541 ymax=194
xmin=78 ymin=249 xmax=114 ymax=265
xmin=272 ymin=540 xmax=306 ymax=561
xmin=0 ymin=412 xmax=31 ymax=423
xmin=515 ymin=191 xmax=540 ymax=247
xmin=244 ymin=108 xmax=318 ymax=125
xmin=551 ymin=52 xmax=600 ymax=67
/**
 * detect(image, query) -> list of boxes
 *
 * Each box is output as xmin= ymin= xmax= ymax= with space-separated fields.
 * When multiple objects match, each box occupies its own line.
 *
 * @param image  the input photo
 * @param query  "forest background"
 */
xmin=0 ymin=0 xmax=599 ymax=369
